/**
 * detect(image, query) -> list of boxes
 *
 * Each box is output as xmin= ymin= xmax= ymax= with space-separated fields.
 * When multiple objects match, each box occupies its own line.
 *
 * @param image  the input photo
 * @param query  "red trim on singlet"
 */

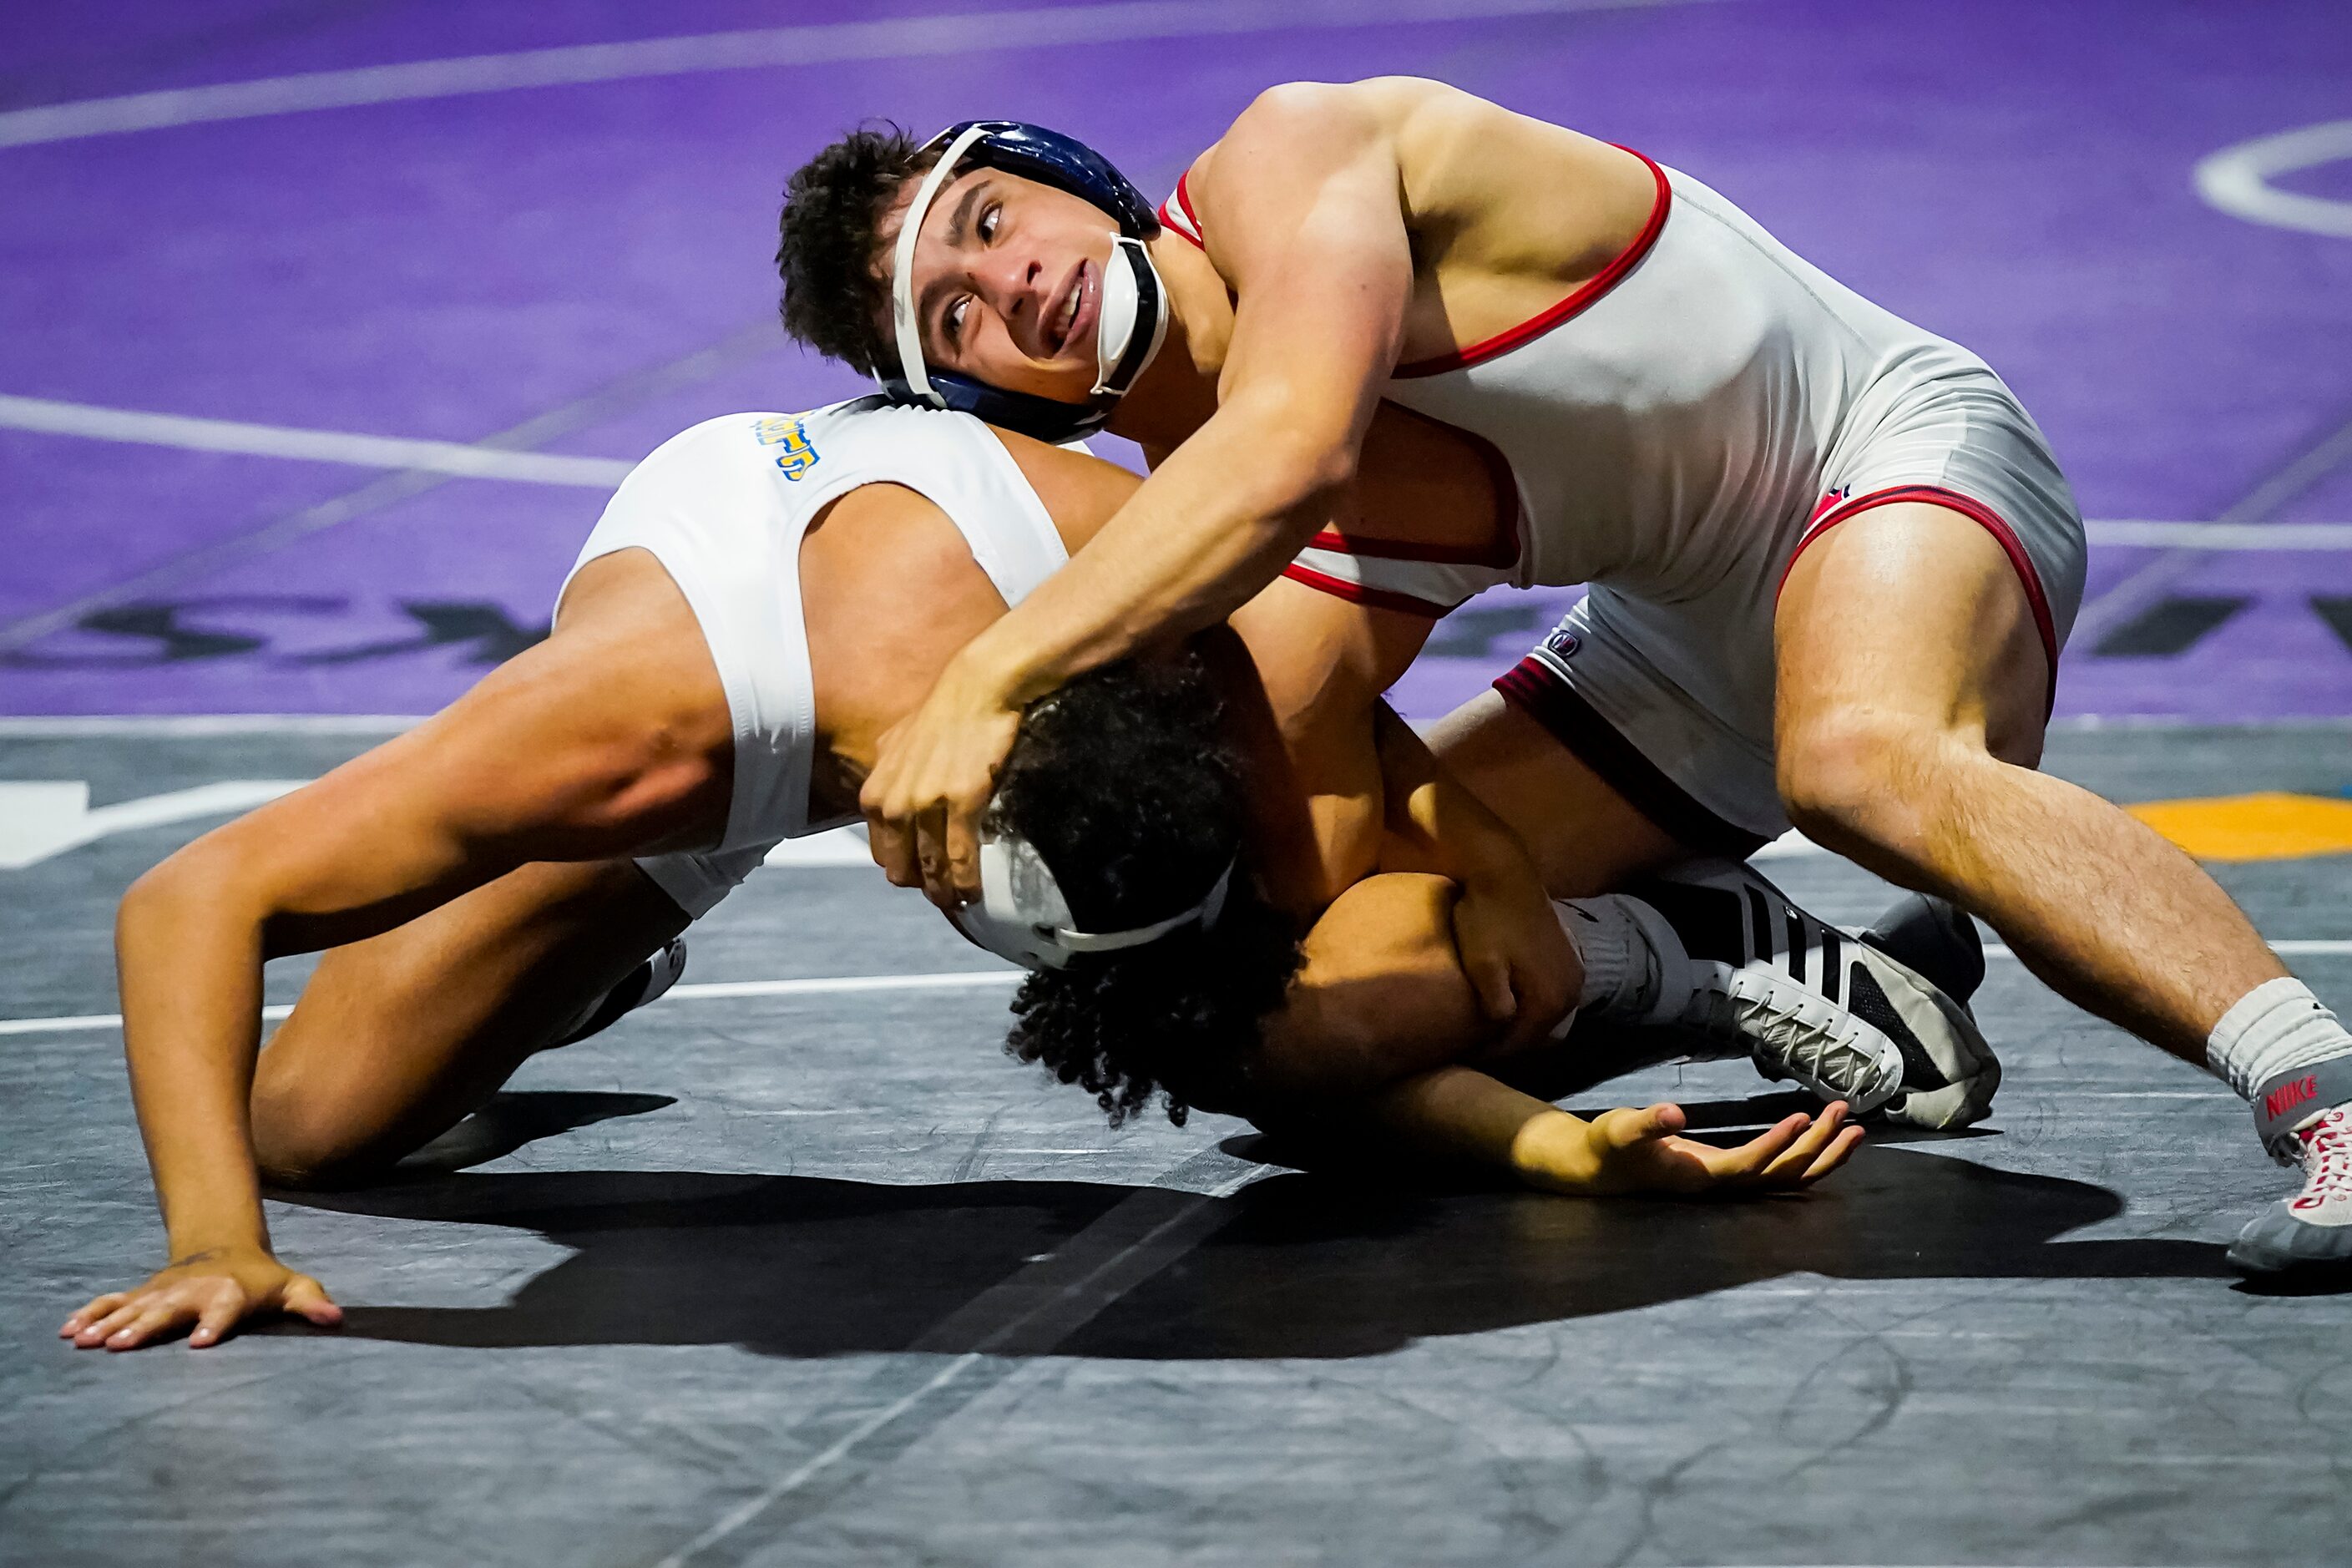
xmin=1304 ymin=528 xmax=1514 ymax=566
xmin=1778 ymin=483 xmax=2062 ymax=717
xmin=1156 ymin=145 xmax=1671 ymax=377
xmin=1158 ymin=170 xmax=1205 ymax=249
xmin=1280 ymin=402 xmax=1523 ymax=615
xmin=1493 ymin=659 xmax=1771 ymax=860
xmin=1280 ymin=562 xmax=1454 ymax=619
xmin=1392 ymin=146 xmax=1672 ymax=378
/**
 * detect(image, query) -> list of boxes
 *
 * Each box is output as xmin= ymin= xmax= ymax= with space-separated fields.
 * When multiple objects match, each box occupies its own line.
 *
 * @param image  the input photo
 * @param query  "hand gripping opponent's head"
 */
xmin=776 ymin=121 xmax=1169 ymax=443
xmin=952 ymin=653 xmax=1302 ymax=1126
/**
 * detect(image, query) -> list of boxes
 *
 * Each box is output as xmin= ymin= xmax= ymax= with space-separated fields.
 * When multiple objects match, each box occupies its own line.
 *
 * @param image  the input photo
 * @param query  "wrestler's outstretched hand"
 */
xmin=61 ymin=1245 xmax=341 ymax=1352
xmin=1564 ymin=1100 xmax=1861 ymax=1196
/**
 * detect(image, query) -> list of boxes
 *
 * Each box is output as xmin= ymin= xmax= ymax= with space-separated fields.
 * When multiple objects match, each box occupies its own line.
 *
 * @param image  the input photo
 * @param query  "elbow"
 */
xmin=1246 ymin=423 xmax=1358 ymax=525
xmin=117 ymin=835 xmax=251 ymax=950
xmin=119 ymin=847 xmax=196 ymax=933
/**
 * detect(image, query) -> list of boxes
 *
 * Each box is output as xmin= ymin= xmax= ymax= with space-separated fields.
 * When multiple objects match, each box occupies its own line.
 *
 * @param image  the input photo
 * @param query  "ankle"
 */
xmin=2209 ymin=978 xmax=2352 ymax=1103
xmin=1557 ymin=895 xmax=1684 ymax=1024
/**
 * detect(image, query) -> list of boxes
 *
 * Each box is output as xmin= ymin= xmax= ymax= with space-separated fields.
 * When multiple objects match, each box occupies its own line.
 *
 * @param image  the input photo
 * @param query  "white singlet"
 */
xmin=560 ymin=398 xmax=1069 ymax=916
xmin=1159 ymin=149 xmax=2086 ymax=848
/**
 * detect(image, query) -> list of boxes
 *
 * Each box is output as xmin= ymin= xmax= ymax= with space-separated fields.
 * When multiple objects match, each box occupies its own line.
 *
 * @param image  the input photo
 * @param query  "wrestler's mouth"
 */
xmin=1042 ymin=260 xmax=1097 ymax=361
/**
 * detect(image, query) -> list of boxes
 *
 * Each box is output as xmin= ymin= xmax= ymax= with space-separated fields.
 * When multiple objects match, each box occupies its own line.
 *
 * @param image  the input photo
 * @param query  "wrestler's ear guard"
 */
xmin=878 ymin=120 xmax=1169 ymax=443
xmin=948 ymin=828 xmax=1233 ymax=972
xmin=1090 ymin=233 xmax=1169 ymax=399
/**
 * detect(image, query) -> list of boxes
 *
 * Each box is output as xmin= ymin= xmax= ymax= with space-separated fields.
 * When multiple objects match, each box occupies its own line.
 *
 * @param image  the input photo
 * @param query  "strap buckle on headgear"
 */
xmin=948 ymin=829 xmax=1233 ymax=972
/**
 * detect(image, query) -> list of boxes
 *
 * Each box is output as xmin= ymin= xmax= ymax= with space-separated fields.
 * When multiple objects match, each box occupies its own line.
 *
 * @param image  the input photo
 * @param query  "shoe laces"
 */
xmin=1684 ymin=965 xmax=1893 ymax=1099
xmin=2289 ymin=1107 xmax=2352 ymax=1211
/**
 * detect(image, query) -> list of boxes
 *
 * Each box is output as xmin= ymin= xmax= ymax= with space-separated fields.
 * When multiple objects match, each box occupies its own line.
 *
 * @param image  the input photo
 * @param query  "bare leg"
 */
xmin=1773 ymin=502 xmax=2289 ymax=1064
xmin=1424 ymin=690 xmax=1688 ymax=897
xmin=250 ymin=858 xmax=686 ymax=1185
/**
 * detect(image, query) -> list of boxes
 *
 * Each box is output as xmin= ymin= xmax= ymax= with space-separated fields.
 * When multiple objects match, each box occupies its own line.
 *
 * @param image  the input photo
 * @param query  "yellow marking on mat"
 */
xmin=2125 ymin=792 xmax=2352 ymax=862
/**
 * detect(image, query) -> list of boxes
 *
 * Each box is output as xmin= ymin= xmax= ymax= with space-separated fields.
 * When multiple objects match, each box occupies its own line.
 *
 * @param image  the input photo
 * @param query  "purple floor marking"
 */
xmin=2 ymin=0 xmax=2349 ymax=721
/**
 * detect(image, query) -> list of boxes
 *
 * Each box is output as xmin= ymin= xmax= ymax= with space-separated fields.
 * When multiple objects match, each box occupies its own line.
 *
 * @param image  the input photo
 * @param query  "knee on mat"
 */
xmin=250 ymin=1090 xmax=367 ymax=1191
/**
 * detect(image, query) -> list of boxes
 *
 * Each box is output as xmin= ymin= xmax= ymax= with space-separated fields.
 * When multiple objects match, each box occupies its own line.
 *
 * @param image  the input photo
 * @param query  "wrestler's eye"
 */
xmin=944 ymin=296 xmax=970 ymax=347
xmin=978 ymin=204 xmax=1000 ymax=243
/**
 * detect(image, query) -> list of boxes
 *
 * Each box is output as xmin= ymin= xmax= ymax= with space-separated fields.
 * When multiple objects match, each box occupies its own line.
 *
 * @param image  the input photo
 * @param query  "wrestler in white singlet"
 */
xmin=1161 ymin=150 xmax=2087 ymax=854
xmin=562 ymin=397 xmax=1069 ymax=918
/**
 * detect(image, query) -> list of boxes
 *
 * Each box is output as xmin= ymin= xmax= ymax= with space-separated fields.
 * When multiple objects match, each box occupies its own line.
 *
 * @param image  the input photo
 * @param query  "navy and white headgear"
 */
xmin=949 ymin=827 xmax=1233 ymax=972
xmin=880 ymin=120 xmax=1171 ymax=444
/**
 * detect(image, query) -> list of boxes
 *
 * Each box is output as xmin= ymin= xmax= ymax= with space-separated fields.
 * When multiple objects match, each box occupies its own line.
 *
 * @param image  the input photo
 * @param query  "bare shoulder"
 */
xmin=981 ymin=427 xmax=1141 ymax=555
xmin=1225 ymin=77 xmax=1449 ymax=142
xmin=802 ymin=479 xmax=987 ymax=599
xmin=1188 ymin=78 xmax=1410 ymax=196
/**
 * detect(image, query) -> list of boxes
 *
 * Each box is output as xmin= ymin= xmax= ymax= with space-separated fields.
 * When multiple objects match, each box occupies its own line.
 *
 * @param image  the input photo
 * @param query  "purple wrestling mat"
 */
xmin=3 ymin=0 xmax=2349 ymax=721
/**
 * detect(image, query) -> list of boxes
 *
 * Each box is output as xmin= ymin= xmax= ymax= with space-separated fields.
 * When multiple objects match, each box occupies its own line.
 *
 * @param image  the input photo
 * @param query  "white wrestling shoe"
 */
xmin=1626 ymin=862 xmax=2000 ymax=1129
xmin=2228 ymin=1061 xmax=2352 ymax=1275
xmin=1844 ymin=892 xmax=2003 ymax=1130
xmin=550 ymin=937 xmax=689 ymax=1048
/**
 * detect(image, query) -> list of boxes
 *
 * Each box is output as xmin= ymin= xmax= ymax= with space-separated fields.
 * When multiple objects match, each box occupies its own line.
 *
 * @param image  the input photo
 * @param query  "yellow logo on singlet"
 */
xmin=752 ymin=416 xmax=820 ymax=481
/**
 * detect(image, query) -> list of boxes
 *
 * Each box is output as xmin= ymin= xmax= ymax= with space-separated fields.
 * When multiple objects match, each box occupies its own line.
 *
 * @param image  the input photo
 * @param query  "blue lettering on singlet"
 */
xmin=751 ymin=416 xmax=821 ymax=481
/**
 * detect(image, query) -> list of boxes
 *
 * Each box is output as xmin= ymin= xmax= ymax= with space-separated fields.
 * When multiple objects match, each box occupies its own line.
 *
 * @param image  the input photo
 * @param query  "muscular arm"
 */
xmin=80 ymin=560 xmax=728 ymax=1348
xmin=1223 ymin=576 xmax=1575 ymax=1037
xmin=1223 ymin=576 xmax=1429 ymax=904
xmin=866 ymin=81 xmax=1423 ymax=898
xmin=1252 ymin=874 xmax=1862 ymax=1196
xmin=968 ymin=82 xmax=1412 ymax=697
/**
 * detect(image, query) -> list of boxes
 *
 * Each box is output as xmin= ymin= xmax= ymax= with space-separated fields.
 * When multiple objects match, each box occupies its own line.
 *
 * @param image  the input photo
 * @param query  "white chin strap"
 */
xmin=888 ymin=124 xmax=989 ymax=403
xmin=949 ymin=831 xmax=1234 ymax=972
xmin=886 ymin=125 xmax=1168 ymax=406
xmin=1090 ymin=234 xmax=1170 ymax=397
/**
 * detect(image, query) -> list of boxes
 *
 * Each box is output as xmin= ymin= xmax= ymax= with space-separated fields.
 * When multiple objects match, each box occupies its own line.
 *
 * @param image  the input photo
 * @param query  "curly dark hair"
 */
xmin=994 ymin=655 xmax=1304 ymax=1127
xmin=775 ymin=123 xmax=938 ymax=376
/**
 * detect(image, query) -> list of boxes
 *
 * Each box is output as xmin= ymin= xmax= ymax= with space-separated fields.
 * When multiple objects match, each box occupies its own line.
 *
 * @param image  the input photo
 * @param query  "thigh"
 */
xmin=252 ymin=857 xmax=689 ymax=1181
xmin=1424 ymin=689 xmax=1687 ymax=898
xmin=1773 ymin=499 xmax=2051 ymax=768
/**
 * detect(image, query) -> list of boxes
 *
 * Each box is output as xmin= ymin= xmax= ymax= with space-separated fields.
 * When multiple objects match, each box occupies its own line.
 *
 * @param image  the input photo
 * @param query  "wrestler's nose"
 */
xmin=977 ymin=254 xmax=1047 ymax=347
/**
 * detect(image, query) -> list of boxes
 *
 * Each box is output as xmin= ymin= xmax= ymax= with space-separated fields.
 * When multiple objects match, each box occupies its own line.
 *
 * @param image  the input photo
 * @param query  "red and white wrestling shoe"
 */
xmin=2229 ymin=1063 xmax=2352 ymax=1274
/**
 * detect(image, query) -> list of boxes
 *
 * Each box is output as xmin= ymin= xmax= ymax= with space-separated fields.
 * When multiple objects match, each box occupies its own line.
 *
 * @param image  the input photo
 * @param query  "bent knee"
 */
xmin=250 ymin=1081 xmax=377 ymax=1190
xmin=1776 ymin=711 xmax=1976 ymax=852
xmin=250 ymin=1123 xmax=345 ymax=1191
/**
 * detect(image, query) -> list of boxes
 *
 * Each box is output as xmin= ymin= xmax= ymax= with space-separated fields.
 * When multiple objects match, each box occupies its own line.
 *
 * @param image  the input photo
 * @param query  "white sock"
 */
xmin=1556 ymin=895 xmax=1694 ymax=1026
xmin=2207 ymin=977 xmax=2352 ymax=1102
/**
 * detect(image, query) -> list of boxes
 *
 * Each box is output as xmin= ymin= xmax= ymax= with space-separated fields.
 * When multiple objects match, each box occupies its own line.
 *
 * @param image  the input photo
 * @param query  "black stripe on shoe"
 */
xmin=1846 ymin=963 xmax=1940 ymax=1089
xmin=1818 ymin=927 xmax=1841 ymax=1004
xmin=1634 ymin=881 xmax=1748 ymax=966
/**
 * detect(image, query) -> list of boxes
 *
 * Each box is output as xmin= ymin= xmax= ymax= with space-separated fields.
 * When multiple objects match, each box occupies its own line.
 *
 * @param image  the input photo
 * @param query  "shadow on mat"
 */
xmin=281 ymin=1120 xmax=2233 ymax=1361
xmin=389 ymin=1090 xmax=679 ymax=1176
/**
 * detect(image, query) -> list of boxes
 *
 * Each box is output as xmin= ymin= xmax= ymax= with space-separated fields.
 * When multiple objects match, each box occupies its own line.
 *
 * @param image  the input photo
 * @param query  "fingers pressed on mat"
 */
xmin=61 ymin=1292 xmax=129 ymax=1335
xmin=1807 ymin=1125 xmax=1866 ymax=1181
